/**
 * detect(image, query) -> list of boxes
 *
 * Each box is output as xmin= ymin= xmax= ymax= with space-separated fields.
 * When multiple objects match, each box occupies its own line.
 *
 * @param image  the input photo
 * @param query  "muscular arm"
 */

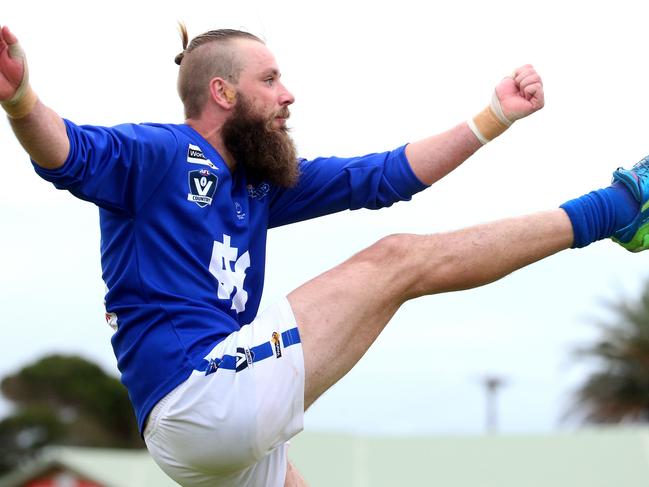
xmin=9 ymin=100 xmax=69 ymax=169
xmin=1 ymin=25 xmax=68 ymax=169
xmin=406 ymin=64 xmax=544 ymax=186
xmin=406 ymin=122 xmax=481 ymax=186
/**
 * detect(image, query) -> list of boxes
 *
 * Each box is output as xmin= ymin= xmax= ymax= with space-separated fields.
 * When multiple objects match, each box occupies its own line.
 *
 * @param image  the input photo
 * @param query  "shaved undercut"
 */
xmin=175 ymin=23 xmax=263 ymax=119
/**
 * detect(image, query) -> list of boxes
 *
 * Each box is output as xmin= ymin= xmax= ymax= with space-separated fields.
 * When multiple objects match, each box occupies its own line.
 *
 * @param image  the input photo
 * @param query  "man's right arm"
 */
xmin=1 ymin=25 xmax=69 ymax=169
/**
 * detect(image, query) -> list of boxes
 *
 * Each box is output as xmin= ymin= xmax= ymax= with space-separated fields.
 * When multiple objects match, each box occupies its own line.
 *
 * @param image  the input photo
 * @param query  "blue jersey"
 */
xmin=34 ymin=120 xmax=427 ymax=432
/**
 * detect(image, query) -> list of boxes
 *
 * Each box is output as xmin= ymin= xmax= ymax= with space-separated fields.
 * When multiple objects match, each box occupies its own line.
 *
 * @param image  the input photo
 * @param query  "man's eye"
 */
xmin=265 ymin=78 xmax=274 ymax=86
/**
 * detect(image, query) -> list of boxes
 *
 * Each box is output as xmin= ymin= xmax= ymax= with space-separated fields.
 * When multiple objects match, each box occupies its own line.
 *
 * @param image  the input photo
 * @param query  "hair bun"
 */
xmin=175 ymin=21 xmax=189 ymax=65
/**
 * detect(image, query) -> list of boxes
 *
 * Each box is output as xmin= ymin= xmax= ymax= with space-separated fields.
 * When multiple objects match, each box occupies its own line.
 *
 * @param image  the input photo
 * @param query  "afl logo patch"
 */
xmin=187 ymin=169 xmax=218 ymax=207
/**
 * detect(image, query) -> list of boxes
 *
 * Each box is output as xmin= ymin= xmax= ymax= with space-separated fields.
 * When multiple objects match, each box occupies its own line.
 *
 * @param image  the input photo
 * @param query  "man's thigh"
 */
xmin=288 ymin=235 xmax=408 ymax=409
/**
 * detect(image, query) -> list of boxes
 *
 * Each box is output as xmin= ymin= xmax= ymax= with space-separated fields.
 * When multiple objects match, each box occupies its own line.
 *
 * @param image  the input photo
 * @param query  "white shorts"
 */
xmin=144 ymin=298 xmax=305 ymax=487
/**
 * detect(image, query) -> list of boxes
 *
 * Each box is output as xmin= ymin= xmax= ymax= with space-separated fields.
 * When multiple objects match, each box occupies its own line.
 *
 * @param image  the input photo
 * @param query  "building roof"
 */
xmin=2 ymin=428 xmax=649 ymax=486
xmin=289 ymin=427 xmax=649 ymax=487
xmin=0 ymin=446 xmax=178 ymax=487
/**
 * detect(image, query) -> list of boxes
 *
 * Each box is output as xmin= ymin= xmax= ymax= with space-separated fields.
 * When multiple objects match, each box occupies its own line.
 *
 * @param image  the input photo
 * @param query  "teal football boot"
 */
xmin=611 ymin=155 xmax=649 ymax=252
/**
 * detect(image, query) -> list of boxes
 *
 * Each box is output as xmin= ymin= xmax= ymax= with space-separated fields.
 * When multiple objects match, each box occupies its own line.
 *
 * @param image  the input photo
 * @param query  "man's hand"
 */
xmin=0 ymin=24 xmax=67 ymax=167
xmin=0 ymin=25 xmax=37 ymax=119
xmin=495 ymin=64 xmax=544 ymax=122
xmin=0 ymin=25 xmax=27 ymax=101
xmin=467 ymin=64 xmax=544 ymax=145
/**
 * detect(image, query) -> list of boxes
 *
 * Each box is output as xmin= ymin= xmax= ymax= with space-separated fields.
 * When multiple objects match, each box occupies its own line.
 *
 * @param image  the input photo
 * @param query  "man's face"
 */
xmin=231 ymin=39 xmax=295 ymax=130
xmin=221 ymin=42 xmax=299 ymax=187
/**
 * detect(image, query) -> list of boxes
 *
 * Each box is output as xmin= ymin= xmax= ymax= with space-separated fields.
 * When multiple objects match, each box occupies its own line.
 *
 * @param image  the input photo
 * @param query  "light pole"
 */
xmin=483 ymin=375 xmax=506 ymax=434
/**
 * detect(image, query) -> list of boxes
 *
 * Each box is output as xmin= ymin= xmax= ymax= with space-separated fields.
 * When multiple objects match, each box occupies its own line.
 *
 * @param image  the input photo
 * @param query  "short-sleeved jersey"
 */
xmin=34 ymin=120 xmax=427 ymax=432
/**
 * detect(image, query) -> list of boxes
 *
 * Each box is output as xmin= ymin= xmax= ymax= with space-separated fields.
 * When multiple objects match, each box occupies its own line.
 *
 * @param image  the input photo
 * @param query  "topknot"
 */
xmin=174 ymin=21 xmax=189 ymax=65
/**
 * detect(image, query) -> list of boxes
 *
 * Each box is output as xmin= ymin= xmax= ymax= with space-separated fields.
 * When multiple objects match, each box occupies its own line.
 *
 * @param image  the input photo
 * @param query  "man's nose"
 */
xmin=278 ymin=82 xmax=295 ymax=106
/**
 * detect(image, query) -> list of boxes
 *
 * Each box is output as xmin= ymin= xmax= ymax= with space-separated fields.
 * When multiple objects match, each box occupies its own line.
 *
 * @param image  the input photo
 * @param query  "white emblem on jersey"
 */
xmin=208 ymin=234 xmax=250 ymax=313
xmin=187 ymin=143 xmax=216 ymax=169
xmin=234 ymin=202 xmax=246 ymax=220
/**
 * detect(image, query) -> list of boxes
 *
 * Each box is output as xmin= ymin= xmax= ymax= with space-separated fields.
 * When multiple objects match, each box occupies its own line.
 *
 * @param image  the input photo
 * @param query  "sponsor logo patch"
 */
xmin=187 ymin=143 xmax=216 ymax=168
xmin=271 ymin=332 xmax=282 ymax=358
xmin=187 ymin=169 xmax=218 ymax=207
xmin=244 ymin=348 xmax=254 ymax=366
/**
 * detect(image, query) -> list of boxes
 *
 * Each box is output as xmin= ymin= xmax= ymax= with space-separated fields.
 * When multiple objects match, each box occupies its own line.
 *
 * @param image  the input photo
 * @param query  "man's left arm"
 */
xmin=406 ymin=64 xmax=544 ymax=185
xmin=268 ymin=65 xmax=543 ymax=227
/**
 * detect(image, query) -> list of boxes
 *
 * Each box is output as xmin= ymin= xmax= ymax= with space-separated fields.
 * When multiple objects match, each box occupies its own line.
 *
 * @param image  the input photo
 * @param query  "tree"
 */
xmin=0 ymin=354 xmax=143 ymax=474
xmin=571 ymin=283 xmax=649 ymax=423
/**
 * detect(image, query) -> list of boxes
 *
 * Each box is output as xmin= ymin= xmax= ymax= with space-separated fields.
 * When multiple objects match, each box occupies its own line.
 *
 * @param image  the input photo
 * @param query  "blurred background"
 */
xmin=2 ymin=0 xmax=649 ymax=485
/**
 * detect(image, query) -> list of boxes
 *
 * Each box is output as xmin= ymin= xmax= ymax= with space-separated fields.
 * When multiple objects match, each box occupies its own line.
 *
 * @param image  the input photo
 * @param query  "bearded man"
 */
xmin=3 ymin=23 xmax=649 ymax=487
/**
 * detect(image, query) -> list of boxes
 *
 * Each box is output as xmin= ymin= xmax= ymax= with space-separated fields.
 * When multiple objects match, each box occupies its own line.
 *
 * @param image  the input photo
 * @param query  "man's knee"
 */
xmin=368 ymin=231 xmax=472 ymax=298
xmin=362 ymin=233 xmax=436 ymax=297
xmin=364 ymin=233 xmax=417 ymax=264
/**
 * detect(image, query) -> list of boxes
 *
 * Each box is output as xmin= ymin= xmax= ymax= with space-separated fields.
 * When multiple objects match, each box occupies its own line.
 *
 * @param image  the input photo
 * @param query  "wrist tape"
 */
xmin=468 ymin=92 xmax=512 ymax=145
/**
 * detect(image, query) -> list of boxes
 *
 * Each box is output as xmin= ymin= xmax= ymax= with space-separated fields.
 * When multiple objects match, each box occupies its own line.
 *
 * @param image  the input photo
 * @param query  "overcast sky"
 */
xmin=2 ymin=0 xmax=649 ymax=436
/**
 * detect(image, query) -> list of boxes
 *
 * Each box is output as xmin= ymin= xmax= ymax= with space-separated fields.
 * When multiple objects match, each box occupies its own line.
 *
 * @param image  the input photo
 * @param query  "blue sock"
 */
xmin=560 ymin=182 xmax=639 ymax=248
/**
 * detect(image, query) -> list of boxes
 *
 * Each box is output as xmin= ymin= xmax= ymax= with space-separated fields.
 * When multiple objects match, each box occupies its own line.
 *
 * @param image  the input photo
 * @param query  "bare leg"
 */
xmin=284 ymin=461 xmax=309 ymax=486
xmin=288 ymin=209 xmax=573 ymax=409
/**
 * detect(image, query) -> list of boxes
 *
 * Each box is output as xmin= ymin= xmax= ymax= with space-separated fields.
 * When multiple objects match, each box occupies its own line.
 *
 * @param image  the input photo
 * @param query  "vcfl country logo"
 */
xmin=187 ymin=169 xmax=218 ymax=207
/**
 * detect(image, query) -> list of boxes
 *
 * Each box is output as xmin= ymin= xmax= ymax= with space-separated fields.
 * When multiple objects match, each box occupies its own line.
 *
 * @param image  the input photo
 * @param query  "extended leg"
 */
xmin=289 ymin=209 xmax=573 ymax=409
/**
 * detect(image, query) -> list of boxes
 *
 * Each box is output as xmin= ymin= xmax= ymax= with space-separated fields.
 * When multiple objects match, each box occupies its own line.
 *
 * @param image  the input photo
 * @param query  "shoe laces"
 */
xmin=631 ymin=156 xmax=649 ymax=177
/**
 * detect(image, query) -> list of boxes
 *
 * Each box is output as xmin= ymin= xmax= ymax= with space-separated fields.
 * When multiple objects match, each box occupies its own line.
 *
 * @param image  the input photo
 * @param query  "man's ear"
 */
xmin=209 ymin=78 xmax=237 ymax=109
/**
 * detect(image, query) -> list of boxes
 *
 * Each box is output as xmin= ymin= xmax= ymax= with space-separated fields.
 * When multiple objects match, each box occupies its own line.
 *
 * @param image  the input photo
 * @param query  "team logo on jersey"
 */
xmin=187 ymin=143 xmax=216 ymax=169
xmin=234 ymin=202 xmax=246 ymax=220
xmin=271 ymin=332 xmax=282 ymax=358
xmin=187 ymin=169 xmax=218 ymax=207
xmin=247 ymin=182 xmax=270 ymax=200
xmin=209 ymin=234 xmax=250 ymax=313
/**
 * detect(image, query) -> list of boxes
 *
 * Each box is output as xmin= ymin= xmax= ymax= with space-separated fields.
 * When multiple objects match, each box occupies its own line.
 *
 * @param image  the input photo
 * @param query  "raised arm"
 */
xmin=406 ymin=64 xmax=544 ymax=185
xmin=0 ymin=25 xmax=69 ymax=169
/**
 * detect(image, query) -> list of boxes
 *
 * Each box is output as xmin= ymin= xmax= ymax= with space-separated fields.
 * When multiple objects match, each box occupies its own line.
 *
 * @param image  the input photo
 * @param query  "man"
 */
xmin=1 ymin=23 xmax=647 ymax=487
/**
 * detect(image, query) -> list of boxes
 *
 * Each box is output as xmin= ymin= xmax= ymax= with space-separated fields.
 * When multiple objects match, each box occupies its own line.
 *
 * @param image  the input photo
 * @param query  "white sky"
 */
xmin=2 ymin=0 xmax=649 ymax=435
